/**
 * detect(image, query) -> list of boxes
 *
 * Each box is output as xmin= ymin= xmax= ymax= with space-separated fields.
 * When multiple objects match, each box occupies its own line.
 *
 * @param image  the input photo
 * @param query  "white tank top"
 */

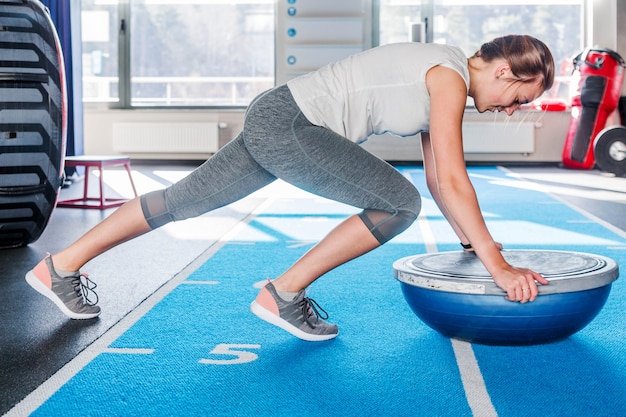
xmin=287 ymin=43 xmax=469 ymax=143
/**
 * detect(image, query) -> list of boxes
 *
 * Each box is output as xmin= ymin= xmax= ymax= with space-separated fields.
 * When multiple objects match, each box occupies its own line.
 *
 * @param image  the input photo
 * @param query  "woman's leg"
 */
xmin=52 ymin=197 xmax=150 ymax=272
xmin=243 ymin=92 xmax=421 ymax=293
xmin=52 ymin=133 xmax=276 ymax=272
xmin=245 ymin=88 xmax=420 ymax=340
xmin=27 ymin=132 xmax=276 ymax=319
xmin=272 ymin=215 xmax=380 ymax=292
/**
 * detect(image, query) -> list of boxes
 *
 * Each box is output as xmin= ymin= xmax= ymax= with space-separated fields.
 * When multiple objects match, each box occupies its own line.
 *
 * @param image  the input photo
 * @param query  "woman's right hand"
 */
xmin=463 ymin=241 xmax=504 ymax=252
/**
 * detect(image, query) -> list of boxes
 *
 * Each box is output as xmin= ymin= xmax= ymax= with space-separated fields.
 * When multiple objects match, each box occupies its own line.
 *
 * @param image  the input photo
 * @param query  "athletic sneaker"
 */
xmin=250 ymin=281 xmax=338 ymax=342
xmin=25 ymin=254 xmax=101 ymax=319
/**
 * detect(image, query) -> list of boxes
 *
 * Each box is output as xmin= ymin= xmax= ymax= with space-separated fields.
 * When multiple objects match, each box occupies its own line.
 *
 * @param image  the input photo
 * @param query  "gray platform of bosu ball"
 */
xmin=394 ymin=250 xmax=619 ymax=345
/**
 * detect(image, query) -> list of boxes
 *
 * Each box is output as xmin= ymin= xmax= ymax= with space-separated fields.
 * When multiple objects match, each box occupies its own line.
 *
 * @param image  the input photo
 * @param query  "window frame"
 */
xmin=85 ymin=0 xmax=587 ymax=110
xmin=84 ymin=0 xmax=275 ymax=110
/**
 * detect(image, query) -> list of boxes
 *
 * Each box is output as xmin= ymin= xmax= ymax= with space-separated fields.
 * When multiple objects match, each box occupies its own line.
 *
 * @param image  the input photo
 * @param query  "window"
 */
xmin=379 ymin=0 xmax=584 ymax=101
xmin=81 ymin=0 xmax=275 ymax=107
xmin=82 ymin=1 xmax=584 ymax=108
xmin=81 ymin=0 xmax=120 ymax=103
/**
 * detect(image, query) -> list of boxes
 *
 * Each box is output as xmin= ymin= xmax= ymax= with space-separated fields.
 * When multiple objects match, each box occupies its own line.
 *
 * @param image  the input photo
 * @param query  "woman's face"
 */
xmin=474 ymin=71 xmax=544 ymax=115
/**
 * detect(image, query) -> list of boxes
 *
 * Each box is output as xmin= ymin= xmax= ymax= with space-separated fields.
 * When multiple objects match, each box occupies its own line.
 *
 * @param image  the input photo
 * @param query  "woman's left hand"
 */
xmin=492 ymin=265 xmax=549 ymax=303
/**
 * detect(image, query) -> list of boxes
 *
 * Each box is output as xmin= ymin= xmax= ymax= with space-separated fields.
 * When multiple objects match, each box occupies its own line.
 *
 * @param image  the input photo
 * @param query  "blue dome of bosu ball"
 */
xmin=394 ymin=250 xmax=619 ymax=345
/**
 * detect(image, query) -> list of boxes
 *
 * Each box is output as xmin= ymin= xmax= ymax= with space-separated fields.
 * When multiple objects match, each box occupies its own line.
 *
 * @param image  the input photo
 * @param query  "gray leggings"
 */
xmin=140 ymin=85 xmax=421 ymax=244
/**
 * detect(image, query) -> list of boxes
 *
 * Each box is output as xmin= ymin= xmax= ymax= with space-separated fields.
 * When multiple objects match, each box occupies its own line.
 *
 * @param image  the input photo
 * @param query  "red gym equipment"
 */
xmin=593 ymin=97 xmax=626 ymax=177
xmin=562 ymin=47 xmax=626 ymax=176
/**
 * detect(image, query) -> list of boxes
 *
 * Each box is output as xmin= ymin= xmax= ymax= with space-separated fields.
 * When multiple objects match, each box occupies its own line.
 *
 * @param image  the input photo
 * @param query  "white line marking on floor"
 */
xmin=406 ymin=171 xmax=439 ymax=255
xmin=451 ymin=340 xmax=498 ymax=417
xmin=286 ymin=240 xmax=317 ymax=248
xmin=409 ymin=174 xmax=499 ymax=417
xmin=499 ymin=166 xmax=626 ymax=241
xmin=180 ymin=280 xmax=220 ymax=285
xmin=4 ymin=197 xmax=277 ymax=417
xmin=417 ymin=211 xmax=439 ymax=254
xmin=103 ymin=348 xmax=155 ymax=355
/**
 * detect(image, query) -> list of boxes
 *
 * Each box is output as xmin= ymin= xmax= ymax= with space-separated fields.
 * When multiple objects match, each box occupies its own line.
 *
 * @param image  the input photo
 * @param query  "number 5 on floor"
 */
xmin=199 ymin=344 xmax=261 ymax=365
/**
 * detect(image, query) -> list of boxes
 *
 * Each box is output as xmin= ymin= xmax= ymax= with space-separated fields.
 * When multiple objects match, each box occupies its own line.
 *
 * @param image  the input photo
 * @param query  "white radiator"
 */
xmin=462 ymin=122 xmax=535 ymax=154
xmin=112 ymin=122 xmax=219 ymax=153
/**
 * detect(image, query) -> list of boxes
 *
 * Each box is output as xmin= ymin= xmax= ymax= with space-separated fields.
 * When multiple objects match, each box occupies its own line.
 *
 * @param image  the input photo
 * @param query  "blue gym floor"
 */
xmin=1 ymin=163 xmax=625 ymax=416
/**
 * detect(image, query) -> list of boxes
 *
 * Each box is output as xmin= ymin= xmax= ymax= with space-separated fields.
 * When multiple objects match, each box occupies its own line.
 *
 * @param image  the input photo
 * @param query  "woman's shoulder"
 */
xmin=372 ymin=42 xmax=464 ymax=57
xmin=359 ymin=43 xmax=467 ymax=73
xmin=347 ymin=43 xmax=466 ymax=71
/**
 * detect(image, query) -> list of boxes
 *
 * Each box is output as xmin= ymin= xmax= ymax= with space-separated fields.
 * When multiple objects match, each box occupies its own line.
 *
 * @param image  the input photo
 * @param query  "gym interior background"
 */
xmin=77 ymin=0 xmax=626 ymax=164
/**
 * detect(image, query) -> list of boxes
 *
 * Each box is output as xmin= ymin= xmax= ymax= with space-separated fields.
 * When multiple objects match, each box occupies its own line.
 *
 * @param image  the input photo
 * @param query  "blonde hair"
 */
xmin=472 ymin=35 xmax=555 ymax=91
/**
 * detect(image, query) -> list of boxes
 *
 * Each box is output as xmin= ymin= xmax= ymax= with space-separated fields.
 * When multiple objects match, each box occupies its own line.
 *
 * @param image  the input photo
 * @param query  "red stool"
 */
xmin=57 ymin=155 xmax=138 ymax=209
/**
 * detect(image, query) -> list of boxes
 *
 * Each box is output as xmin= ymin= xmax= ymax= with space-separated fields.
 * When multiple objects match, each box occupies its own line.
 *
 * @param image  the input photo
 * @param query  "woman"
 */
xmin=26 ymin=34 xmax=554 ymax=342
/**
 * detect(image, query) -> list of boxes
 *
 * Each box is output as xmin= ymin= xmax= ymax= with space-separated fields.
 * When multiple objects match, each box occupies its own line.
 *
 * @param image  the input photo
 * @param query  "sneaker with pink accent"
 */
xmin=250 ymin=281 xmax=338 ymax=341
xmin=25 ymin=254 xmax=101 ymax=319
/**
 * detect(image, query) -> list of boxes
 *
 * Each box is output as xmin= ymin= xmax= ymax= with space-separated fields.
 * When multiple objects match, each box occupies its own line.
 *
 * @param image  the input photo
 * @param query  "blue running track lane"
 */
xmin=8 ymin=166 xmax=625 ymax=417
